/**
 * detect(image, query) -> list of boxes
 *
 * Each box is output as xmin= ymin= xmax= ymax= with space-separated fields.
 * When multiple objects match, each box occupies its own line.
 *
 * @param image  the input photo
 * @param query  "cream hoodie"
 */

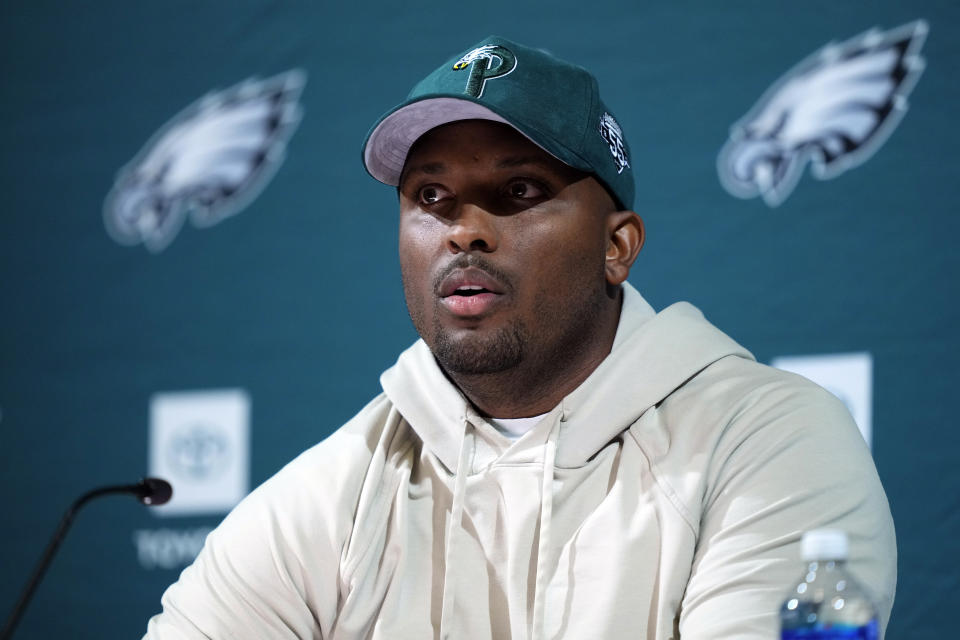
xmin=145 ymin=283 xmax=896 ymax=639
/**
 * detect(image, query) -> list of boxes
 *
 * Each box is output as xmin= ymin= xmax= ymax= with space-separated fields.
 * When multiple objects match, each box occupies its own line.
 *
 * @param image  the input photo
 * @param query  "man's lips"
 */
xmin=438 ymin=267 xmax=505 ymax=297
xmin=437 ymin=267 xmax=506 ymax=317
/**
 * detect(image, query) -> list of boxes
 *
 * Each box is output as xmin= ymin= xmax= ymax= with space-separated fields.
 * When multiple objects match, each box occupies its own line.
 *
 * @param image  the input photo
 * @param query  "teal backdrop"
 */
xmin=1 ymin=1 xmax=957 ymax=637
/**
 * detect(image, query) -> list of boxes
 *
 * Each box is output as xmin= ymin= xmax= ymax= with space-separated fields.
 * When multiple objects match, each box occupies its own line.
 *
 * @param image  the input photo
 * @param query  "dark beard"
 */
xmin=430 ymin=316 xmax=527 ymax=375
xmin=404 ymin=253 xmax=608 ymax=380
xmin=410 ymin=254 xmax=528 ymax=375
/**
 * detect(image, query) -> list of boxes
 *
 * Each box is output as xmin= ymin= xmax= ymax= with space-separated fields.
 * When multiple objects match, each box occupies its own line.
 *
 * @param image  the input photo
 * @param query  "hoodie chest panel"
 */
xmin=542 ymin=442 xmax=696 ymax=638
xmin=336 ymin=438 xmax=695 ymax=639
xmin=334 ymin=447 xmax=545 ymax=639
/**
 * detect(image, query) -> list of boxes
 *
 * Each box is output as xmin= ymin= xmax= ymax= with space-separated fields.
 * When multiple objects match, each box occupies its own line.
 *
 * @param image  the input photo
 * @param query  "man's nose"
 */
xmin=446 ymin=203 xmax=499 ymax=254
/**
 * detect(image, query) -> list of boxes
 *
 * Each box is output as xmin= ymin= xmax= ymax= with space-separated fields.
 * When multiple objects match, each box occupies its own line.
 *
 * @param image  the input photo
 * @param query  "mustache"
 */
xmin=432 ymin=254 xmax=514 ymax=295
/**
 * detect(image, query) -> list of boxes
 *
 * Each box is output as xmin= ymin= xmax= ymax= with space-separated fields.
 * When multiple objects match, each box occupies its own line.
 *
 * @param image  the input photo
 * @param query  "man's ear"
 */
xmin=604 ymin=211 xmax=645 ymax=286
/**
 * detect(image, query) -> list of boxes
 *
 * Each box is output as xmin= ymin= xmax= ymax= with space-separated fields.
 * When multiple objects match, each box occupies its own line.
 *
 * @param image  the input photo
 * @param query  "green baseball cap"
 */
xmin=362 ymin=35 xmax=635 ymax=210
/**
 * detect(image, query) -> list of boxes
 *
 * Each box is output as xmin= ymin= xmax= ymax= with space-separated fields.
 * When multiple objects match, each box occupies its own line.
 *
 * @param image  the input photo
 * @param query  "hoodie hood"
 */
xmin=380 ymin=282 xmax=754 ymax=472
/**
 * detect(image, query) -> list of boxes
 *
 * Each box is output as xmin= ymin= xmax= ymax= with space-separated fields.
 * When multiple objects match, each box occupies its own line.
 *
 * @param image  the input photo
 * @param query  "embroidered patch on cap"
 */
xmin=599 ymin=112 xmax=630 ymax=174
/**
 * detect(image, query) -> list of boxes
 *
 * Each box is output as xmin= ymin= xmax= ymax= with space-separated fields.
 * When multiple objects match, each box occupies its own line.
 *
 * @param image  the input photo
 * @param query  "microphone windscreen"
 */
xmin=139 ymin=478 xmax=173 ymax=506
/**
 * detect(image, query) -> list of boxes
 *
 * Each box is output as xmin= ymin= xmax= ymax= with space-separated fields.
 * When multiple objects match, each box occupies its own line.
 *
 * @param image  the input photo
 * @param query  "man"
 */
xmin=145 ymin=36 xmax=896 ymax=639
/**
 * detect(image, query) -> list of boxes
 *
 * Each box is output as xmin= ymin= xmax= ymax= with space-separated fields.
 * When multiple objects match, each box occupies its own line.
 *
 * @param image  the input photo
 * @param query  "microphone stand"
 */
xmin=0 ymin=478 xmax=172 ymax=640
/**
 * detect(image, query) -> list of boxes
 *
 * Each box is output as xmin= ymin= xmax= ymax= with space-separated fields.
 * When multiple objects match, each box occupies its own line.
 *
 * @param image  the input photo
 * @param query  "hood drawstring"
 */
xmin=439 ymin=419 xmax=472 ymax=639
xmin=532 ymin=415 xmax=561 ymax=640
xmin=439 ymin=414 xmax=561 ymax=639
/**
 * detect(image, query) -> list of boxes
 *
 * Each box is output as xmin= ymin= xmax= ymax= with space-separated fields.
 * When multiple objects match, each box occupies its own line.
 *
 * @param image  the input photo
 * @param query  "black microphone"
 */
xmin=0 ymin=477 xmax=173 ymax=640
xmin=131 ymin=477 xmax=174 ymax=506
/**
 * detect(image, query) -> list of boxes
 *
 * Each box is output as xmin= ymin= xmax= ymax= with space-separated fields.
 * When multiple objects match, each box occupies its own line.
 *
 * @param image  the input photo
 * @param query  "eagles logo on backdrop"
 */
xmin=104 ymin=71 xmax=306 ymax=252
xmin=453 ymin=44 xmax=517 ymax=98
xmin=718 ymin=20 xmax=927 ymax=207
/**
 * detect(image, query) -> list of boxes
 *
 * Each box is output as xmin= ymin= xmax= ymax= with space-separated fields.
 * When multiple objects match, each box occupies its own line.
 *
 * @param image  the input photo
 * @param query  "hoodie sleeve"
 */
xmin=142 ymin=396 xmax=391 ymax=640
xmin=675 ymin=365 xmax=896 ymax=639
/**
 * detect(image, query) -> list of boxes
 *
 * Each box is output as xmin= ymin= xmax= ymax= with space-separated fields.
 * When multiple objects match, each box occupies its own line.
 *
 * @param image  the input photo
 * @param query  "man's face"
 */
xmin=398 ymin=119 xmax=619 ymax=379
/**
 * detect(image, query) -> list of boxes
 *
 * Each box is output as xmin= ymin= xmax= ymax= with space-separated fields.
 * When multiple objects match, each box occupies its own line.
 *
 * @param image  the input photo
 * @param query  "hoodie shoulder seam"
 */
xmin=340 ymin=415 xmax=419 ymax=586
xmin=626 ymin=426 xmax=699 ymax=536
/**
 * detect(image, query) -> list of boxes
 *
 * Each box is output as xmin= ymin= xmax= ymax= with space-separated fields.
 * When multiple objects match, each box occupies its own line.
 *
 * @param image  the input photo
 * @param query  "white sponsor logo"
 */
xmin=149 ymin=389 xmax=250 ymax=516
xmin=104 ymin=70 xmax=305 ymax=252
xmin=771 ymin=352 xmax=873 ymax=448
xmin=133 ymin=527 xmax=213 ymax=570
xmin=718 ymin=21 xmax=927 ymax=206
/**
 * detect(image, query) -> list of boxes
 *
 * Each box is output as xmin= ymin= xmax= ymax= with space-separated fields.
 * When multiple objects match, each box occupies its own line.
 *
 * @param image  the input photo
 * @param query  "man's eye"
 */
xmin=418 ymin=185 xmax=451 ymax=205
xmin=506 ymin=180 xmax=546 ymax=199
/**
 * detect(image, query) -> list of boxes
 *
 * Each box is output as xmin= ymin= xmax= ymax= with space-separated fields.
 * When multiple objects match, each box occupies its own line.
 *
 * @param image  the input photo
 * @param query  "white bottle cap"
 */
xmin=801 ymin=529 xmax=849 ymax=561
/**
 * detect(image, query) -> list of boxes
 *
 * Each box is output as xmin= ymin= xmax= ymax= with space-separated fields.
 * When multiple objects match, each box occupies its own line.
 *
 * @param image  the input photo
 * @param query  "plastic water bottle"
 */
xmin=779 ymin=529 xmax=879 ymax=639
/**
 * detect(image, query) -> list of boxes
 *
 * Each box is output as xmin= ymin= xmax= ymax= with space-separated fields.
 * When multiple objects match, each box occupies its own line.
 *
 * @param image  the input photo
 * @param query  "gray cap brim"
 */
xmin=364 ymin=97 xmax=550 ymax=186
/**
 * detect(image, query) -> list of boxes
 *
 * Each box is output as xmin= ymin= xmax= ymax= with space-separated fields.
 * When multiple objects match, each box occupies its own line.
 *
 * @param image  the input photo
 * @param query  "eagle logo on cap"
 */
xmin=452 ymin=44 xmax=517 ymax=97
xmin=453 ymin=45 xmax=503 ymax=70
xmin=104 ymin=71 xmax=305 ymax=252
xmin=717 ymin=20 xmax=927 ymax=207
